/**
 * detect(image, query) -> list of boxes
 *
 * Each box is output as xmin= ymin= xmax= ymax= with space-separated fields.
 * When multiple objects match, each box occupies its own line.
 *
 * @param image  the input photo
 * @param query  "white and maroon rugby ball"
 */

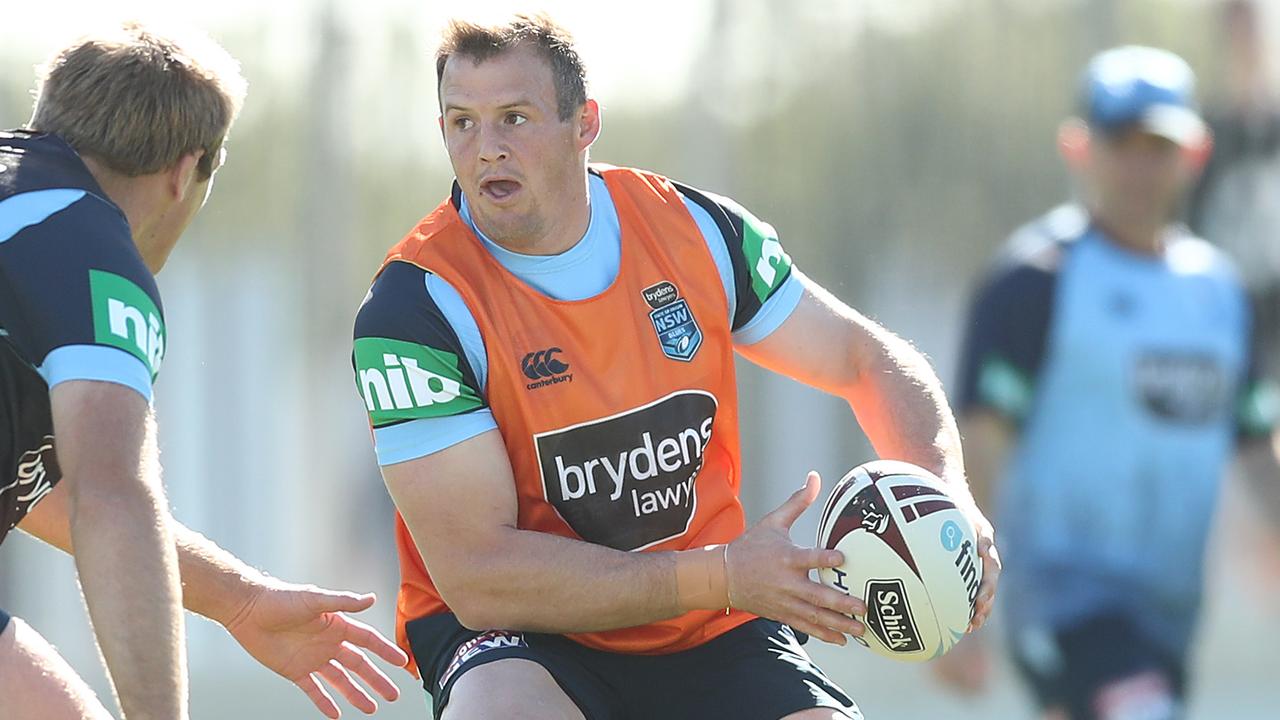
xmin=816 ymin=460 xmax=981 ymax=662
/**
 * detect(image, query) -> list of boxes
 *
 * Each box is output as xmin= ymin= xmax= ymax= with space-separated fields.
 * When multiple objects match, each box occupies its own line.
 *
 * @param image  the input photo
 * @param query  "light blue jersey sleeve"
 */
xmin=352 ymin=262 xmax=496 ymax=466
xmin=676 ymin=189 xmax=803 ymax=345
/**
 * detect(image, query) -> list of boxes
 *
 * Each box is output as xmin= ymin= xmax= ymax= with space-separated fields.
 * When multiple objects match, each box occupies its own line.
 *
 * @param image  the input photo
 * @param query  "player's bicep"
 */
xmin=381 ymin=428 xmax=517 ymax=604
xmin=48 ymin=380 xmax=151 ymax=493
xmin=734 ymin=270 xmax=877 ymax=395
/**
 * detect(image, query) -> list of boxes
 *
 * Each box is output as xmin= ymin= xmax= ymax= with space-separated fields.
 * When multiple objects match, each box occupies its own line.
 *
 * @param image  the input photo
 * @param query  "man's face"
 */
xmin=147 ymin=149 xmax=221 ymax=272
xmin=439 ymin=44 xmax=584 ymax=247
xmin=1086 ymin=127 xmax=1192 ymax=225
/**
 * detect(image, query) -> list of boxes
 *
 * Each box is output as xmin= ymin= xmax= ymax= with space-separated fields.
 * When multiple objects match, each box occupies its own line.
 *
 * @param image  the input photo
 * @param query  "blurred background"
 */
xmin=3 ymin=0 xmax=1280 ymax=717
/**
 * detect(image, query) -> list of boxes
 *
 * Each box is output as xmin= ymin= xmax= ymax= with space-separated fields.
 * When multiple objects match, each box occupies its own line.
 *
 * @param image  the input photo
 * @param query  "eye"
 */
xmin=454 ymin=116 xmax=474 ymax=131
xmin=506 ymin=113 xmax=527 ymax=126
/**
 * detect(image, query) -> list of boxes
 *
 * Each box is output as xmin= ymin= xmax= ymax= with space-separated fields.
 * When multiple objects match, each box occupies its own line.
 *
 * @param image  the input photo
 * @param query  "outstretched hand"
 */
xmin=224 ymin=580 xmax=410 ymax=718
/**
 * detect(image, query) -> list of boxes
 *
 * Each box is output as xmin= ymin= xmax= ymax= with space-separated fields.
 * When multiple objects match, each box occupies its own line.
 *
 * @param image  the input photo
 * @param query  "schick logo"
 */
xmin=864 ymin=579 xmax=923 ymax=653
xmin=353 ymin=337 xmax=483 ymax=426
xmin=89 ymin=270 xmax=165 ymax=378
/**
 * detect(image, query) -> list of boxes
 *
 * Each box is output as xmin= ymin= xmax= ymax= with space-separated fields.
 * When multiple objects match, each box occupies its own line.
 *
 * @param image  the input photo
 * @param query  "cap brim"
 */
xmin=1135 ymin=104 xmax=1207 ymax=147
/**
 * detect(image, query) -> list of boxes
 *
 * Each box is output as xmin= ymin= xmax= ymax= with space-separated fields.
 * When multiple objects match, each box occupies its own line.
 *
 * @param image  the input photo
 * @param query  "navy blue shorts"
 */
xmin=406 ymin=614 xmax=860 ymax=720
xmin=0 ymin=607 xmax=10 ymax=635
xmin=1010 ymin=612 xmax=1187 ymax=720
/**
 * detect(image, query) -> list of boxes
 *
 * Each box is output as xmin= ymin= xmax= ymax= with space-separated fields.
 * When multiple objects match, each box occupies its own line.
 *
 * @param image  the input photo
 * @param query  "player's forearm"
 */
xmin=70 ymin=472 xmax=188 ymax=720
xmin=52 ymin=383 xmax=189 ymax=720
xmin=845 ymin=322 xmax=966 ymax=486
xmin=433 ymin=527 xmax=714 ymax=633
xmin=17 ymin=480 xmax=268 ymax=628
xmin=172 ymin=523 xmax=270 ymax=627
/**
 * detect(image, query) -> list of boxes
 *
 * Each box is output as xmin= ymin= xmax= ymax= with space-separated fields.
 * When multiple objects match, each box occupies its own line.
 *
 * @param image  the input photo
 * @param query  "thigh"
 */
xmin=0 ymin=614 xmax=114 ymax=720
xmin=442 ymin=658 xmax=585 ymax=720
xmin=636 ymin=619 xmax=861 ymax=720
xmin=406 ymin=614 xmax=621 ymax=720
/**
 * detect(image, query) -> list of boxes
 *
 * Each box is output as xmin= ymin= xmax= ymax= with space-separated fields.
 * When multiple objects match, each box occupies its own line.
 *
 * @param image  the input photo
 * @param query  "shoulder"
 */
xmin=977 ymin=204 xmax=1086 ymax=300
xmin=1165 ymin=228 xmax=1245 ymax=286
xmin=1001 ymin=204 xmax=1086 ymax=270
xmin=355 ymin=261 xmax=432 ymax=335
xmin=0 ymin=130 xmax=112 ymax=200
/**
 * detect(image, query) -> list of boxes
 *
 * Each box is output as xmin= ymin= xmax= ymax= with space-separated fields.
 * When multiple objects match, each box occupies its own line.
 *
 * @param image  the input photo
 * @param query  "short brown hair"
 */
xmin=436 ymin=13 xmax=587 ymax=121
xmin=30 ymin=22 xmax=247 ymax=180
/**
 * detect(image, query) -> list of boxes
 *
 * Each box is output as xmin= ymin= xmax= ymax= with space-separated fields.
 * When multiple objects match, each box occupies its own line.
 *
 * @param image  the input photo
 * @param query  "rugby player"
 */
xmin=940 ymin=46 xmax=1280 ymax=720
xmin=0 ymin=22 xmax=407 ymax=720
xmin=353 ymin=14 xmax=999 ymax=719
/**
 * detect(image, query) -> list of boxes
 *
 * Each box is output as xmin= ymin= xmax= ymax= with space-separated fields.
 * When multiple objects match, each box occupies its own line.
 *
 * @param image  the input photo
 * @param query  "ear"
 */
xmin=1057 ymin=118 xmax=1091 ymax=171
xmin=576 ymin=98 xmax=602 ymax=152
xmin=167 ymin=151 xmax=203 ymax=202
xmin=1183 ymin=130 xmax=1213 ymax=173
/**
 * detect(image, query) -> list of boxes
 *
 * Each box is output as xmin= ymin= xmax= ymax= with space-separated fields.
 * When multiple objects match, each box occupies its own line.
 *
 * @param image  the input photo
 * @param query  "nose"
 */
xmin=477 ymin=123 xmax=509 ymax=164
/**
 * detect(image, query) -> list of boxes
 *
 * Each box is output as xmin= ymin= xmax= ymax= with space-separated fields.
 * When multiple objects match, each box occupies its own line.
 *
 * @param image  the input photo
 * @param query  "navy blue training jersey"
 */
xmin=0 ymin=129 xmax=165 ymax=545
xmin=957 ymin=204 xmax=1277 ymax=658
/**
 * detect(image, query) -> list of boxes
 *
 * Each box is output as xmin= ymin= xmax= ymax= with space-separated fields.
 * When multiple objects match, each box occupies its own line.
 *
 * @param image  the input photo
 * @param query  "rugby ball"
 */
xmin=816 ymin=460 xmax=981 ymax=662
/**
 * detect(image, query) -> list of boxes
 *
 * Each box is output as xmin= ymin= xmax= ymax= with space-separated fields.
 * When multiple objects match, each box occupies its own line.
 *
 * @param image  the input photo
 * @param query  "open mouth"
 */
xmin=479 ymin=177 xmax=522 ymax=202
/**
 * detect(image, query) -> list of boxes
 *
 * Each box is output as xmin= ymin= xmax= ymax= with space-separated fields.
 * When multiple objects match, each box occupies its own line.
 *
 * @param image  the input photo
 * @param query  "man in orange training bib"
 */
xmin=352 ymin=13 xmax=1000 ymax=720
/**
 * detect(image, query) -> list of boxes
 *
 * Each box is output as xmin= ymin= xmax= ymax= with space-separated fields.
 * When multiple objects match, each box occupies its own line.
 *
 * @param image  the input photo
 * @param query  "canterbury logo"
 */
xmin=522 ymin=347 xmax=572 ymax=391
xmin=522 ymin=348 xmax=569 ymax=379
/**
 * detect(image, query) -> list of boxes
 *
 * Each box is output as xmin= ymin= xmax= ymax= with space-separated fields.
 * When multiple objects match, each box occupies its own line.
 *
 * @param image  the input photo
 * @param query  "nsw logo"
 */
xmin=642 ymin=281 xmax=702 ymax=362
xmin=865 ymin=579 xmax=924 ymax=653
xmin=521 ymin=347 xmax=572 ymax=390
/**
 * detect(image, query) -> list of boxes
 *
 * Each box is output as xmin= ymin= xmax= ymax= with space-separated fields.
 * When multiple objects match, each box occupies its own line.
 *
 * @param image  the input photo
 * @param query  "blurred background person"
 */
xmin=943 ymin=45 xmax=1280 ymax=720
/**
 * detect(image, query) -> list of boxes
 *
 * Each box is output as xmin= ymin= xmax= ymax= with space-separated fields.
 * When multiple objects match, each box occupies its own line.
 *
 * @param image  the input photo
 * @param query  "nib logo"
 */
xmin=522 ymin=347 xmax=572 ymax=390
xmin=89 ymin=270 xmax=165 ymax=378
xmin=353 ymin=337 xmax=483 ymax=426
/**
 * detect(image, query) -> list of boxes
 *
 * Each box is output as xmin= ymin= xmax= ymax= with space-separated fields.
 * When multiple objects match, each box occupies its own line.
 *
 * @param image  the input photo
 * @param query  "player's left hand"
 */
xmin=223 ymin=579 xmax=410 ymax=718
xmin=963 ymin=504 xmax=1000 ymax=633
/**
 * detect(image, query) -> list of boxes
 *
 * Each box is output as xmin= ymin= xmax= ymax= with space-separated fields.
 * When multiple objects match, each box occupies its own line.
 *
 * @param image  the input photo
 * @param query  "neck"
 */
xmin=82 ymin=157 xmax=166 ymax=272
xmin=1090 ymin=207 xmax=1166 ymax=257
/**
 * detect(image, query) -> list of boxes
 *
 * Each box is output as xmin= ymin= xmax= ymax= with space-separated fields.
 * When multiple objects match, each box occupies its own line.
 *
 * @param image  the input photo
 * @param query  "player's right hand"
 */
xmin=224 ymin=580 xmax=409 ymax=718
xmin=725 ymin=471 xmax=866 ymax=645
